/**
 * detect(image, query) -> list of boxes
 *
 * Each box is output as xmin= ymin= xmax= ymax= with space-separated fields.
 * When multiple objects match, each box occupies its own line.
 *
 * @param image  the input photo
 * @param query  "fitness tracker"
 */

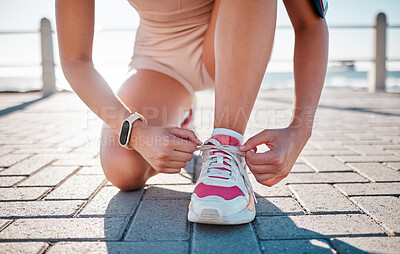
xmin=119 ymin=112 xmax=147 ymax=150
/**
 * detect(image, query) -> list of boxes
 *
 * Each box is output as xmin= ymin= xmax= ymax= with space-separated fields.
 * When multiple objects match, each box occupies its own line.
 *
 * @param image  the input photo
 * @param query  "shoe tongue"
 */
xmin=210 ymin=134 xmax=240 ymax=146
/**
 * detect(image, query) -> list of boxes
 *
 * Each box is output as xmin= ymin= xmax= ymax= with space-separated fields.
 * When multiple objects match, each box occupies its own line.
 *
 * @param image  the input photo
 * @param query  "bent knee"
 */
xmin=102 ymin=164 xmax=147 ymax=191
xmin=112 ymin=178 xmax=146 ymax=191
xmin=101 ymin=161 xmax=148 ymax=191
xmin=100 ymin=138 xmax=156 ymax=191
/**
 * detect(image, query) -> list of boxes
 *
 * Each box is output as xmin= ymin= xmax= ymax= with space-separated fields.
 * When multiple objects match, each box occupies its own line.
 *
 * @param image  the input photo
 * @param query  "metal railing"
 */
xmin=0 ymin=13 xmax=399 ymax=95
xmin=40 ymin=18 xmax=56 ymax=96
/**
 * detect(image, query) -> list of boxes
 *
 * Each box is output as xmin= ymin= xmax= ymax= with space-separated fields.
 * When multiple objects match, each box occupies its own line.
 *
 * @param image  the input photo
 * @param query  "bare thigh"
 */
xmin=100 ymin=69 xmax=192 ymax=190
xmin=202 ymin=0 xmax=220 ymax=80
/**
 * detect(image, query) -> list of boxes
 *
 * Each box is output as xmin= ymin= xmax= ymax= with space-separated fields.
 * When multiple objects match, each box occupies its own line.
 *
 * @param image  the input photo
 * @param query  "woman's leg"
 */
xmin=203 ymin=0 xmax=277 ymax=134
xmin=100 ymin=69 xmax=192 ymax=190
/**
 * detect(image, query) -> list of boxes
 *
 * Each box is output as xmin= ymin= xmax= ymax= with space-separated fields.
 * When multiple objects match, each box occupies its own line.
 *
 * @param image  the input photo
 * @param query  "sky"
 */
xmin=0 ymin=0 xmax=399 ymax=90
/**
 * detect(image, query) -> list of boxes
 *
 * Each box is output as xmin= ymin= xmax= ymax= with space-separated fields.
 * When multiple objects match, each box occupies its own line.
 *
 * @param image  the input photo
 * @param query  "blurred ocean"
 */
xmin=1 ymin=67 xmax=399 ymax=93
xmin=261 ymin=69 xmax=400 ymax=92
xmin=1 ymin=22 xmax=399 ymax=93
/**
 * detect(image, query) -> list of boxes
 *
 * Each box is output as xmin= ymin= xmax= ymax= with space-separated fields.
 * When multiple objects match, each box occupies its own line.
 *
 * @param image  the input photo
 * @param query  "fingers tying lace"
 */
xmin=196 ymin=138 xmax=257 ymax=203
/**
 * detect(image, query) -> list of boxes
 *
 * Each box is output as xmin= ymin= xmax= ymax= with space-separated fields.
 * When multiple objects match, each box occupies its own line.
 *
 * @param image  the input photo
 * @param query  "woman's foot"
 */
xmin=188 ymin=134 xmax=256 ymax=225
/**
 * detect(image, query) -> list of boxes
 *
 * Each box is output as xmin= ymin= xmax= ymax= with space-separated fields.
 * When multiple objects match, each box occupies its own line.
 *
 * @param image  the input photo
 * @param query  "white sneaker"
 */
xmin=188 ymin=134 xmax=256 ymax=225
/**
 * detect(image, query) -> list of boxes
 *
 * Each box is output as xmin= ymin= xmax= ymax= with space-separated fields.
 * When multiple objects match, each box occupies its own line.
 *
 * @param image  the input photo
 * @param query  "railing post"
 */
xmin=368 ymin=13 xmax=387 ymax=93
xmin=40 ymin=18 xmax=56 ymax=96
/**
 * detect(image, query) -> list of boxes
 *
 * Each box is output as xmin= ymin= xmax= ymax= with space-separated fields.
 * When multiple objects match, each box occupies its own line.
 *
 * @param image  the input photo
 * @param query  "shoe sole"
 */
xmin=188 ymin=203 xmax=255 ymax=225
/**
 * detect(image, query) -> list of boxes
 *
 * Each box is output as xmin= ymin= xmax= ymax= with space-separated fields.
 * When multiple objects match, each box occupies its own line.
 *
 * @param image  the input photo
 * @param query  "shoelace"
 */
xmin=197 ymin=138 xmax=257 ymax=203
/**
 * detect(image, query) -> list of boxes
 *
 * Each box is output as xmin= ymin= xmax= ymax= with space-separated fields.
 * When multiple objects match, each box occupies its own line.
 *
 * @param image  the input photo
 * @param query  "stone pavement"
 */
xmin=0 ymin=88 xmax=399 ymax=253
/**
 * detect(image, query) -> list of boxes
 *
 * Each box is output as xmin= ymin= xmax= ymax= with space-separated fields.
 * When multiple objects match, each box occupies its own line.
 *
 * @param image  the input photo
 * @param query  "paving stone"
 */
xmin=335 ymin=183 xmax=400 ymax=196
xmin=261 ymin=239 xmax=335 ymax=254
xmin=303 ymin=144 xmax=318 ymax=151
xmin=0 ymin=154 xmax=55 ymax=175
xmin=290 ymin=164 xmax=314 ymax=173
xmin=345 ymin=145 xmax=392 ymax=156
xmin=312 ymin=129 xmax=342 ymax=137
xmin=145 ymin=173 xmax=192 ymax=185
xmin=256 ymin=197 xmax=304 ymax=216
xmin=331 ymin=237 xmax=400 ymax=254
xmin=0 ymin=187 xmax=50 ymax=201
xmin=0 ymin=135 xmax=36 ymax=142
xmin=309 ymin=141 xmax=346 ymax=150
xmin=379 ymin=144 xmax=400 ymax=150
xmin=351 ymin=196 xmax=400 ymax=234
xmin=0 ymin=200 xmax=83 ymax=217
xmin=347 ymin=162 xmax=400 ymax=182
xmin=11 ymin=148 xmax=73 ymax=154
xmin=255 ymin=214 xmax=385 ymax=240
xmin=0 ymin=219 xmax=11 ymax=230
xmin=52 ymin=158 xmax=100 ymax=166
xmin=328 ymin=136 xmax=356 ymax=142
xmin=0 ymin=144 xmax=54 ymax=150
xmin=390 ymin=149 xmax=400 ymax=156
xmin=18 ymin=166 xmax=77 ymax=186
xmin=143 ymin=184 xmax=194 ymax=200
xmin=371 ymin=126 xmax=400 ymax=133
xmin=300 ymin=149 xmax=358 ymax=156
xmin=344 ymin=133 xmax=381 ymax=141
xmin=0 ymin=154 xmax=31 ymax=167
xmin=301 ymin=156 xmax=352 ymax=172
xmin=336 ymin=140 xmax=393 ymax=146
xmin=54 ymin=137 xmax=88 ymax=149
xmin=289 ymin=184 xmax=359 ymax=213
xmin=35 ymin=135 xmax=68 ymax=144
xmin=46 ymin=175 xmax=105 ymax=200
xmin=70 ymin=145 xmax=100 ymax=155
xmin=0 ymin=150 xmax=13 ymax=156
xmin=192 ymin=223 xmax=260 ymax=254
xmin=0 ymin=176 xmax=25 ymax=187
xmin=385 ymin=136 xmax=400 ymax=143
xmin=0 ymin=218 xmax=128 ymax=240
xmin=249 ymin=174 xmax=291 ymax=197
xmin=48 ymin=241 xmax=189 ymax=254
xmin=309 ymin=132 xmax=334 ymax=140
xmin=46 ymin=153 xmax=97 ymax=160
xmin=0 ymin=242 xmax=48 ymax=254
xmin=253 ymin=182 xmax=292 ymax=197
xmin=284 ymin=173 xmax=368 ymax=184
xmin=76 ymin=166 xmax=104 ymax=175
xmin=125 ymin=199 xmax=189 ymax=241
xmin=335 ymin=155 xmax=400 ymax=163
xmin=385 ymin=162 xmax=400 ymax=170
xmin=27 ymin=132 xmax=56 ymax=141
xmin=80 ymin=186 xmax=143 ymax=217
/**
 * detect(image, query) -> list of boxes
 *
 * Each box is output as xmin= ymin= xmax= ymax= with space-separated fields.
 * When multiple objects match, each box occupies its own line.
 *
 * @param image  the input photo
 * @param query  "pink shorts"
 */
xmin=127 ymin=0 xmax=215 ymax=96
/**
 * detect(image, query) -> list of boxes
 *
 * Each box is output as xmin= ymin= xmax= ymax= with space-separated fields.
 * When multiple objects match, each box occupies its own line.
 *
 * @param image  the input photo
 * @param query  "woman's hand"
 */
xmin=130 ymin=121 xmax=202 ymax=174
xmin=239 ymin=126 xmax=311 ymax=187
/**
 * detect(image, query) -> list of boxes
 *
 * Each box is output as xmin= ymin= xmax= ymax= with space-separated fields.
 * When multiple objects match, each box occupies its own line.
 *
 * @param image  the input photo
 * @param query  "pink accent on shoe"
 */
xmin=193 ymin=182 xmax=244 ymax=200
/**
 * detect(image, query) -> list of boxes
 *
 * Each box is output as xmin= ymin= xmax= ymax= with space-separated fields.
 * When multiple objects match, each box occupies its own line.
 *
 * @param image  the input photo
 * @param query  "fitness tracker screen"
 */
xmin=120 ymin=121 xmax=130 ymax=145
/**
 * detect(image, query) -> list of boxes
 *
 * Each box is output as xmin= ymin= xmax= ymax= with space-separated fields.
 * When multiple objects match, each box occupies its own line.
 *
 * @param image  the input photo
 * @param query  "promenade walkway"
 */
xmin=0 ymin=88 xmax=399 ymax=253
